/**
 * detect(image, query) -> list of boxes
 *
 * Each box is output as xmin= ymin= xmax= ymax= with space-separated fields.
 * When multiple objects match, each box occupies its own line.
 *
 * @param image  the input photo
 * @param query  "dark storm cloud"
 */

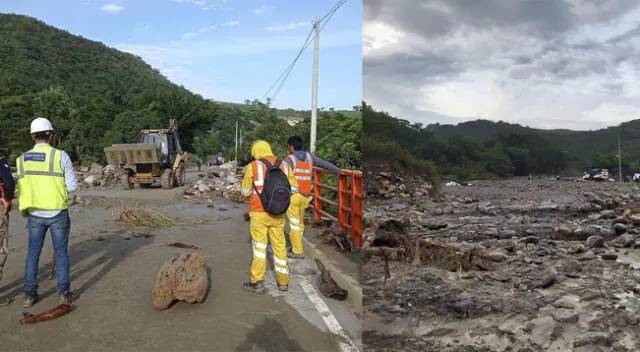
xmin=366 ymin=0 xmax=575 ymax=40
xmin=608 ymin=24 xmax=640 ymax=44
xmin=364 ymin=0 xmax=640 ymax=127
xmin=365 ymin=52 xmax=464 ymax=86
xmin=363 ymin=0 xmax=382 ymax=22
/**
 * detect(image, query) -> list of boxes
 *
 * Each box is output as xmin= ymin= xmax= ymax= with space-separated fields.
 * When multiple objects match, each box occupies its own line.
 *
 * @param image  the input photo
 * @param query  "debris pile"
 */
xmin=184 ymin=162 xmax=245 ymax=202
xmin=118 ymin=209 xmax=175 ymax=228
xmin=363 ymin=179 xmax=640 ymax=351
xmin=315 ymin=223 xmax=353 ymax=252
xmin=365 ymin=171 xmax=433 ymax=198
xmin=76 ymin=163 xmax=124 ymax=189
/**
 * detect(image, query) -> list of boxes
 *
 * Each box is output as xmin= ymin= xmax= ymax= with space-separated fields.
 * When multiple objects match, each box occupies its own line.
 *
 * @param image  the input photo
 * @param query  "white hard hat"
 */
xmin=30 ymin=117 xmax=54 ymax=134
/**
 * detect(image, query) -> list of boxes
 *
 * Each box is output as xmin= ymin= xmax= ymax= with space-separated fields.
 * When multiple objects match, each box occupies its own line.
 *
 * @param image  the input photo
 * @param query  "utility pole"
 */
xmin=235 ymin=121 xmax=239 ymax=162
xmin=618 ymin=135 xmax=622 ymax=183
xmin=309 ymin=17 xmax=320 ymax=154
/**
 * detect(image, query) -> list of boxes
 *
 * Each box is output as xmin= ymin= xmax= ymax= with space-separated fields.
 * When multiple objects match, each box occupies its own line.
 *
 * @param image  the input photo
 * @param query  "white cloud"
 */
xmin=136 ymin=22 xmax=152 ymax=31
xmin=172 ymin=0 xmax=232 ymax=11
xmin=253 ymin=5 xmax=273 ymax=15
xmin=100 ymin=4 xmax=124 ymax=13
xmin=183 ymin=32 xmax=198 ymax=39
xmin=199 ymin=25 xmax=217 ymax=33
xmin=266 ymin=21 xmax=309 ymax=32
xmin=223 ymin=21 xmax=239 ymax=26
xmin=115 ymin=29 xmax=359 ymax=62
xmin=115 ymin=29 xmax=360 ymax=102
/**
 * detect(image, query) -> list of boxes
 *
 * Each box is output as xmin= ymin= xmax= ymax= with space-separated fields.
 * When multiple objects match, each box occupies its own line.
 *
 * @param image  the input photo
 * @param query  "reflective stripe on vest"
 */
xmin=16 ymin=145 xmax=68 ymax=213
xmin=289 ymin=152 xmax=313 ymax=194
xmin=249 ymin=157 xmax=289 ymax=212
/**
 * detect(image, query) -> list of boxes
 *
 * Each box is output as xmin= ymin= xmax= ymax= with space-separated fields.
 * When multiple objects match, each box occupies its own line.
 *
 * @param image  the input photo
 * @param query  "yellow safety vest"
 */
xmin=16 ymin=144 xmax=68 ymax=216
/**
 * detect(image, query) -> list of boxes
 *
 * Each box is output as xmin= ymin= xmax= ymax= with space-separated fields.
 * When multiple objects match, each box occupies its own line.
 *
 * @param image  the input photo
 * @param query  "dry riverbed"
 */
xmin=362 ymin=178 xmax=640 ymax=352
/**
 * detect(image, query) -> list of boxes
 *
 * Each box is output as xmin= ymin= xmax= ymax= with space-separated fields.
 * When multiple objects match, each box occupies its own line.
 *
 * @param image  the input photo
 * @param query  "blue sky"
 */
xmin=0 ymin=0 xmax=361 ymax=111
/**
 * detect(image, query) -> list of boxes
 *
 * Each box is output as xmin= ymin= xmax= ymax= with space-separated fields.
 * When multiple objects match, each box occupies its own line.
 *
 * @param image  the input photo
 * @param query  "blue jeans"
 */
xmin=24 ymin=210 xmax=71 ymax=297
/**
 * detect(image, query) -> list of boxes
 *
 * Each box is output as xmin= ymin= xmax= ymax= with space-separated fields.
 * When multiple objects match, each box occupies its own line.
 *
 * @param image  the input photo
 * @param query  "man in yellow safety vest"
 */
xmin=15 ymin=117 xmax=78 ymax=308
xmin=284 ymin=136 xmax=343 ymax=259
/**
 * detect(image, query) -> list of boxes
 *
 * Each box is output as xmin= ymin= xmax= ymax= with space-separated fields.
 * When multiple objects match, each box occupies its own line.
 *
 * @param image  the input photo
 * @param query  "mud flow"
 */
xmin=363 ymin=178 xmax=640 ymax=351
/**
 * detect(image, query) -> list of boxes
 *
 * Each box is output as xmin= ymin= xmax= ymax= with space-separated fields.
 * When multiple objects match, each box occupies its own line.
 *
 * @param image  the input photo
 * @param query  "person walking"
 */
xmin=15 ymin=117 xmax=78 ymax=308
xmin=284 ymin=136 xmax=343 ymax=259
xmin=0 ymin=150 xmax=15 ymax=307
xmin=240 ymin=140 xmax=298 ymax=294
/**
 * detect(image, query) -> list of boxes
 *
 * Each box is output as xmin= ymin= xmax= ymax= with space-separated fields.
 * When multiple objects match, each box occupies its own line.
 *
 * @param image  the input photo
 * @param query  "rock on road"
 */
xmin=0 ymin=169 xmax=361 ymax=352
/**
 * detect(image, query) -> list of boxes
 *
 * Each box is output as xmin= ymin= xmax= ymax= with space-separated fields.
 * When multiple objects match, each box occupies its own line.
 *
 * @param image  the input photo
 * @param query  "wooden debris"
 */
xmin=361 ymin=215 xmax=494 ymax=282
xmin=118 ymin=209 xmax=175 ymax=228
xmin=20 ymin=304 xmax=71 ymax=324
xmin=415 ymin=239 xmax=493 ymax=272
xmin=315 ymin=259 xmax=348 ymax=301
xmin=163 ymin=242 xmax=199 ymax=249
xmin=316 ymin=228 xmax=351 ymax=252
xmin=623 ymin=207 xmax=640 ymax=225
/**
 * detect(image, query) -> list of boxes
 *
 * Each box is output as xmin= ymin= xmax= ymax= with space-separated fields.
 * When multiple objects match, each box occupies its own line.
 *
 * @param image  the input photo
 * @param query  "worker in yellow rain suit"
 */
xmin=240 ymin=140 xmax=298 ymax=294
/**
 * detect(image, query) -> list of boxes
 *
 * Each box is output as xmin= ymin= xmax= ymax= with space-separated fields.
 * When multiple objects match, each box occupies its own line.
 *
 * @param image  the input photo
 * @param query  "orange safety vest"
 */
xmin=288 ymin=152 xmax=313 ymax=195
xmin=249 ymin=156 xmax=290 ymax=212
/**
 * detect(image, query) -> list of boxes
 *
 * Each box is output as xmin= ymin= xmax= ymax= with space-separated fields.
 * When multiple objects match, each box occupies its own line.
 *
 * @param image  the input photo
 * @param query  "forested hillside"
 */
xmin=363 ymin=102 xmax=636 ymax=180
xmin=0 ymin=13 xmax=360 ymax=169
xmin=427 ymin=118 xmax=640 ymax=170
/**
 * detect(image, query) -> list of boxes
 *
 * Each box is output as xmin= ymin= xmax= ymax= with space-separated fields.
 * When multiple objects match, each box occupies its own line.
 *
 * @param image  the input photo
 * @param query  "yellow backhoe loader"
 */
xmin=103 ymin=119 xmax=188 ymax=190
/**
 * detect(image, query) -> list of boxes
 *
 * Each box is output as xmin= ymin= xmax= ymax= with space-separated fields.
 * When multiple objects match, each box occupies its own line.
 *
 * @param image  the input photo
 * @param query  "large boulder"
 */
xmin=89 ymin=163 xmax=104 ymax=175
xmin=152 ymin=252 xmax=209 ymax=310
xmin=82 ymin=174 xmax=100 ymax=186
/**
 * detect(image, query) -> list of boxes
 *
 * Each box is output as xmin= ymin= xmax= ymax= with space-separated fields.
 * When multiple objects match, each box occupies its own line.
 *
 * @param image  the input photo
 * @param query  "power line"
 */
xmin=320 ymin=0 xmax=347 ymax=25
xmin=319 ymin=0 xmax=347 ymax=23
xmin=262 ymin=0 xmax=349 ymax=104
xmin=261 ymin=26 xmax=314 ymax=101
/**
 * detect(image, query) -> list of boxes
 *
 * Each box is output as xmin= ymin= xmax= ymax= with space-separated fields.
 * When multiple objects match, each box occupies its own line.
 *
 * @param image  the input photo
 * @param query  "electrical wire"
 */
xmin=261 ymin=26 xmax=314 ymax=101
xmin=262 ymin=0 xmax=349 ymax=104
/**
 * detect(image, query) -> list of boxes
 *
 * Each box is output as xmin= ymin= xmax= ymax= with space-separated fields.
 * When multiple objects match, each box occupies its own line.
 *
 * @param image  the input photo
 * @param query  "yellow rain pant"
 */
xmin=286 ymin=193 xmax=313 ymax=255
xmin=249 ymin=211 xmax=288 ymax=286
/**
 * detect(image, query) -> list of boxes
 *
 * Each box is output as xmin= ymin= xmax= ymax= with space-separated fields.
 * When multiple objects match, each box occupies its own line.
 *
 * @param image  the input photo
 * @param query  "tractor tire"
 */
xmin=121 ymin=175 xmax=133 ymax=190
xmin=174 ymin=162 xmax=186 ymax=186
xmin=160 ymin=168 xmax=174 ymax=189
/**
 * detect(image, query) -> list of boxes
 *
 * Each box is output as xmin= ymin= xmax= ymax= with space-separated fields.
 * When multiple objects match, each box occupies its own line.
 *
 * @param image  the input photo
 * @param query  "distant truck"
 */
xmin=582 ymin=168 xmax=609 ymax=181
xmin=103 ymin=119 xmax=188 ymax=190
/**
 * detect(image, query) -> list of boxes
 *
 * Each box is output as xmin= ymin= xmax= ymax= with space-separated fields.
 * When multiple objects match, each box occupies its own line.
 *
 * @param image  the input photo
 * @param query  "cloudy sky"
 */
xmin=0 ymin=0 xmax=361 ymax=110
xmin=364 ymin=0 xmax=640 ymax=130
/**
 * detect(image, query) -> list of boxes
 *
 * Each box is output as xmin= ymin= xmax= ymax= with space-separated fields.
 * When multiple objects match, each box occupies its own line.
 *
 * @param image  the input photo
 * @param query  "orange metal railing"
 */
xmin=312 ymin=167 xmax=363 ymax=248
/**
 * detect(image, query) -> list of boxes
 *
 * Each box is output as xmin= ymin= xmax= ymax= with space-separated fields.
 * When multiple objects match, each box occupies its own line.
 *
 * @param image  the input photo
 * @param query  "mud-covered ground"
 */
xmin=0 ymin=169 xmax=360 ymax=352
xmin=363 ymin=178 xmax=640 ymax=352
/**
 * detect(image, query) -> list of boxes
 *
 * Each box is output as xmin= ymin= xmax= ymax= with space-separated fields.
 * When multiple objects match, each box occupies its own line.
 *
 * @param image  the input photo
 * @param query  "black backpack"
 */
xmin=254 ymin=158 xmax=291 ymax=215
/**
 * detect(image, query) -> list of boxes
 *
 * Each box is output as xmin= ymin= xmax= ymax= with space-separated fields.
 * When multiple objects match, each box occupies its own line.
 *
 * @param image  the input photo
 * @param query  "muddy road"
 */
xmin=0 ymin=169 xmax=361 ymax=352
xmin=363 ymin=178 xmax=640 ymax=352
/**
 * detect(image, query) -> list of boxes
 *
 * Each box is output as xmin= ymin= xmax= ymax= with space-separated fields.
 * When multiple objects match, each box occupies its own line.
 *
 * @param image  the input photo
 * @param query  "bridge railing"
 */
xmin=312 ymin=167 xmax=363 ymax=248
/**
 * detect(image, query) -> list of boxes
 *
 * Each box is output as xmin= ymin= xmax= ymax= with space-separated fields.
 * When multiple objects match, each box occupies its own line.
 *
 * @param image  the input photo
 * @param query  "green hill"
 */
xmin=364 ymin=101 xmax=636 ymax=180
xmin=426 ymin=118 xmax=640 ymax=167
xmin=0 ymin=13 xmax=360 ymax=169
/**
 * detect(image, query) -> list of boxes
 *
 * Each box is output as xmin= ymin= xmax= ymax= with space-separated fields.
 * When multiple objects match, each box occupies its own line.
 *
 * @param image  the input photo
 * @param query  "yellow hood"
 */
xmin=251 ymin=140 xmax=274 ymax=159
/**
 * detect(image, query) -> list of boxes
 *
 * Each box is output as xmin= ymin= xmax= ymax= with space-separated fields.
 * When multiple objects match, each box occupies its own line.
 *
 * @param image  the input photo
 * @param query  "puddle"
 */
xmin=389 ymin=202 xmax=409 ymax=209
